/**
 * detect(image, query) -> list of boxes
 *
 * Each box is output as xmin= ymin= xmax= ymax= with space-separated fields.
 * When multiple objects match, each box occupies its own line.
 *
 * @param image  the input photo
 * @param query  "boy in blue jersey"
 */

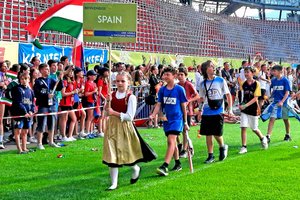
xmin=266 ymin=65 xmax=291 ymax=142
xmin=199 ymin=60 xmax=232 ymax=164
xmin=150 ymin=67 xmax=189 ymax=176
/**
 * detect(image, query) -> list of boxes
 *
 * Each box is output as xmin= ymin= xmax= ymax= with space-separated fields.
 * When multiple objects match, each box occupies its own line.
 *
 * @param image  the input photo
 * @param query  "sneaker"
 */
xmin=61 ymin=137 xmax=73 ymax=142
xmin=87 ymin=134 xmax=95 ymax=139
xmin=266 ymin=135 xmax=271 ymax=143
xmin=219 ymin=144 xmax=228 ymax=161
xmin=239 ymin=146 xmax=247 ymax=154
xmin=204 ymin=156 xmax=215 ymax=164
xmin=29 ymin=137 xmax=37 ymax=143
xmin=97 ymin=132 xmax=104 ymax=138
xmin=283 ymin=134 xmax=292 ymax=141
xmin=79 ymin=132 xmax=88 ymax=138
xmin=261 ymin=137 xmax=268 ymax=149
xmin=37 ymin=144 xmax=45 ymax=150
xmin=70 ymin=137 xmax=77 ymax=141
xmin=171 ymin=164 xmax=182 ymax=171
xmin=49 ymin=143 xmax=61 ymax=148
xmin=0 ymin=142 xmax=5 ymax=149
xmin=156 ymin=166 xmax=169 ymax=176
xmin=179 ymin=150 xmax=187 ymax=158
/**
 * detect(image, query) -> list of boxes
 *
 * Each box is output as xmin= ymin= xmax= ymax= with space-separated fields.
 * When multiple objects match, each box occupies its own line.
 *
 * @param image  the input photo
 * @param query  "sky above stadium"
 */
xmin=235 ymin=7 xmax=289 ymax=20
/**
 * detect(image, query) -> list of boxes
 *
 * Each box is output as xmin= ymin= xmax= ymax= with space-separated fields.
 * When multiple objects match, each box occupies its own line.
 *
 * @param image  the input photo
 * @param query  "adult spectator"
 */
xmin=221 ymin=62 xmax=236 ymax=106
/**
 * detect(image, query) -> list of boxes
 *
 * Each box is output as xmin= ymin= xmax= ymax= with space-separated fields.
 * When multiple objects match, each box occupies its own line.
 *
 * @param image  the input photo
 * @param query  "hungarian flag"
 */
xmin=6 ymin=70 xmax=18 ymax=80
xmin=0 ymin=97 xmax=12 ymax=107
xmin=72 ymin=39 xmax=85 ymax=71
xmin=25 ymin=0 xmax=96 ymax=48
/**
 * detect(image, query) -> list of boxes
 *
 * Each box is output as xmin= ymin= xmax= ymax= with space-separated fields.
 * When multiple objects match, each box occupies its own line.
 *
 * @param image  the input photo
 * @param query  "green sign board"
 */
xmin=83 ymin=3 xmax=137 ymax=43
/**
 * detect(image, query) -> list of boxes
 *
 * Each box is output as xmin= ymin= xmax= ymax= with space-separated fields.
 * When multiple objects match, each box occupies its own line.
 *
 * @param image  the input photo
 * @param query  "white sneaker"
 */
xmin=61 ymin=137 xmax=73 ymax=142
xmin=239 ymin=146 xmax=247 ymax=154
xmin=70 ymin=137 xmax=77 ymax=141
xmin=49 ymin=143 xmax=61 ymax=148
xmin=261 ymin=136 xmax=268 ymax=150
xmin=29 ymin=137 xmax=37 ymax=143
xmin=0 ymin=142 xmax=5 ymax=149
xmin=79 ymin=132 xmax=88 ymax=138
xmin=97 ymin=132 xmax=104 ymax=138
xmin=37 ymin=144 xmax=45 ymax=150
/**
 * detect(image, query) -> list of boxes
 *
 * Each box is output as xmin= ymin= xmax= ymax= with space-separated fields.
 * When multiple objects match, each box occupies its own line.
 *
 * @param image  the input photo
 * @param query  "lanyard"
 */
xmin=41 ymin=78 xmax=51 ymax=92
xmin=162 ymin=86 xmax=174 ymax=110
xmin=204 ymin=78 xmax=215 ymax=98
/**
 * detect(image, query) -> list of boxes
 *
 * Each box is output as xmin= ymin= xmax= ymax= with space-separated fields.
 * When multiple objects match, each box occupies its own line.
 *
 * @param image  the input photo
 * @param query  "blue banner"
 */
xmin=18 ymin=43 xmax=108 ymax=65
xmin=84 ymin=48 xmax=108 ymax=64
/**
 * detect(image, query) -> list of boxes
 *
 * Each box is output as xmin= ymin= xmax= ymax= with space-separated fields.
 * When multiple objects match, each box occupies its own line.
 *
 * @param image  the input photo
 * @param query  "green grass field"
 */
xmin=1 ymin=119 xmax=300 ymax=200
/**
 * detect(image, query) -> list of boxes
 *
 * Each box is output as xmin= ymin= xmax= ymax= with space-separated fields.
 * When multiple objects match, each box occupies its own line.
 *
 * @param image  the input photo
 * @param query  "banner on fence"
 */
xmin=18 ymin=43 xmax=108 ymax=65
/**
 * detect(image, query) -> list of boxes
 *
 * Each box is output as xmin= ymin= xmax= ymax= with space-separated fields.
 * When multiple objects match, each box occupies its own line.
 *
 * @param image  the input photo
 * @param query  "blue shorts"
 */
xmin=36 ymin=106 xmax=55 ymax=132
xmin=270 ymin=105 xmax=289 ymax=119
xmin=14 ymin=118 xmax=31 ymax=129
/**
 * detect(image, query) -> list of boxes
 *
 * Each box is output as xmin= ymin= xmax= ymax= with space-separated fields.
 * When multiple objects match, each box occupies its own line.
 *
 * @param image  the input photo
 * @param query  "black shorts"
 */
xmin=200 ymin=114 xmax=224 ymax=136
xmin=258 ymin=89 xmax=266 ymax=100
xmin=60 ymin=106 xmax=73 ymax=111
xmin=165 ymin=131 xmax=181 ymax=137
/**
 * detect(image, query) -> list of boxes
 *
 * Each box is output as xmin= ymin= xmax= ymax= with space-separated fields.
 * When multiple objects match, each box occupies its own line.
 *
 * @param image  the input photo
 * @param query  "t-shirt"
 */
xmin=258 ymin=71 xmax=267 ymax=90
xmin=84 ymin=80 xmax=97 ymax=103
xmin=60 ymin=80 xmax=75 ymax=107
xmin=199 ymin=76 xmax=230 ymax=115
xmin=149 ymin=74 xmax=159 ymax=95
xmin=270 ymin=76 xmax=291 ymax=103
xmin=97 ymin=78 xmax=108 ymax=98
xmin=178 ymin=80 xmax=197 ymax=101
xmin=195 ymin=71 xmax=203 ymax=91
xmin=241 ymin=80 xmax=261 ymax=116
xmin=158 ymin=85 xmax=188 ymax=132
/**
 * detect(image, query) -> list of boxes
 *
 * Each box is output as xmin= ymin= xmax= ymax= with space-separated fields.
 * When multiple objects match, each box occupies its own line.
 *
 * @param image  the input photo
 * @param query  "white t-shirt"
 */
xmin=195 ymin=71 xmax=203 ymax=91
xmin=199 ymin=76 xmax=230 ymax=115
xmin=239 ymin=68 xmax=246 ymax=83
xmin=287 ymin=74 xmax=294 ymax=90
xmin=258 ymin=71 xmax=267 ymax=90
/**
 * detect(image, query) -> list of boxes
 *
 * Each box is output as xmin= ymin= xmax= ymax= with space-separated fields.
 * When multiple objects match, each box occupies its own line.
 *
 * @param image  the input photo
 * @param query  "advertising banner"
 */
xmin=18 ymin=43 xmax=108 ymax=64
xmin=83 ymin=3 xmax=137 ymax=43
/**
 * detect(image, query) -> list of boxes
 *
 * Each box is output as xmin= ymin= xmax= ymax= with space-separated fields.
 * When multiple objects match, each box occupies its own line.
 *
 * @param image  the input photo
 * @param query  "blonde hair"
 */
xmin=117 ymin=71 xmax=132 ymax=82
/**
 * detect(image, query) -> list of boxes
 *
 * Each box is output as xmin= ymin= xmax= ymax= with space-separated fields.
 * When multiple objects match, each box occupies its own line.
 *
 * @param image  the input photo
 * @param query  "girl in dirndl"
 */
xmin=103 ymin=71 xmax=156 ymax=190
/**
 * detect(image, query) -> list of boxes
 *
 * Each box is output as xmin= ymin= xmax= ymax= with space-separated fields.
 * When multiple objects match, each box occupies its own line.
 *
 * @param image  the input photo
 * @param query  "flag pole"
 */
xmin=108 ymin=42 xmax=112 ymax=108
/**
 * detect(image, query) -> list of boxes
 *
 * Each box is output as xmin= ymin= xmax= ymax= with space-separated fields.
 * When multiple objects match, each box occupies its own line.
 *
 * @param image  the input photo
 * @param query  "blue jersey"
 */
xmin=11 ymin=85 xmax=35 ymax=116
xmin=199 ymin=76 xmax=230 ymax=116
xmin=34 ymin=77 xmax=63 ymax=107
xmin=270 ymin=77 xmax=290 ymax=103
xmin=158 ymin=85 xmax=188 ymax=132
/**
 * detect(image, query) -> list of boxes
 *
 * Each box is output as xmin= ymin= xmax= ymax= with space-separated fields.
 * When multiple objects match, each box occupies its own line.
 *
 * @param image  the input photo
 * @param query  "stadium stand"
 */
xmin=1 ymin=0 xmax=300 ymax=62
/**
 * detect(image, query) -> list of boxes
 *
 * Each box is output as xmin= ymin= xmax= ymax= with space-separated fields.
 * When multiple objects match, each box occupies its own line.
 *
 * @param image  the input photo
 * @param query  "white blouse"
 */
xmin=115 ymin=91 xmax=137 ymax=122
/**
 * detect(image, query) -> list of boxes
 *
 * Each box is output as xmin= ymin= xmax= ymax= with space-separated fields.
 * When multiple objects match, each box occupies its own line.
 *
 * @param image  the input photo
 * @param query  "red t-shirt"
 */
xmin=97 ymin=78 xmax=108 ymax=98
xmin=178 ymin=81 xmax=197 ymax=100
xmin=60 ymin=80 xmax=75 ymax=106
xmin=85 ymin=80 xmax=97 ymax=103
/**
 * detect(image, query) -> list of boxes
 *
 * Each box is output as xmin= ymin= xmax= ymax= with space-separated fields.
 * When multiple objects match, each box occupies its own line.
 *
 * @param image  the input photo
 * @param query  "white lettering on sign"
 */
xmin=164 ymin=97 xmax=176 ymax=105
xmin=97 ymin=15 xmax=122 ymax=24
xmin=273 ymin=86 xmax=284 ymax=91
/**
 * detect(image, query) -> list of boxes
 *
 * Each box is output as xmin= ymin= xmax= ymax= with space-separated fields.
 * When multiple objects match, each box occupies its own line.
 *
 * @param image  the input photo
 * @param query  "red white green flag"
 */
xmin=6 ymin=70 xmax=18 ymax=80
xmin=0 ymin=97 xmax=12 ymax=106
xmin=25 ymin=0 xmax=96 ymax=48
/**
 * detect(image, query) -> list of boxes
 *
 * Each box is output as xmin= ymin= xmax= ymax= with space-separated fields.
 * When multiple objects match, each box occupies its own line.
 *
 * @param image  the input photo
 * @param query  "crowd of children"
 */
xmin=0 ymin=56 xmax=299 ymax=190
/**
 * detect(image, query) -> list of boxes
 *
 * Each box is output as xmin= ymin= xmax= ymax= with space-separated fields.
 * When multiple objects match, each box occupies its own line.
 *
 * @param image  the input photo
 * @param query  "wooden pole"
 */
xmin=108 ymin=42 xmax=112 ymax=108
